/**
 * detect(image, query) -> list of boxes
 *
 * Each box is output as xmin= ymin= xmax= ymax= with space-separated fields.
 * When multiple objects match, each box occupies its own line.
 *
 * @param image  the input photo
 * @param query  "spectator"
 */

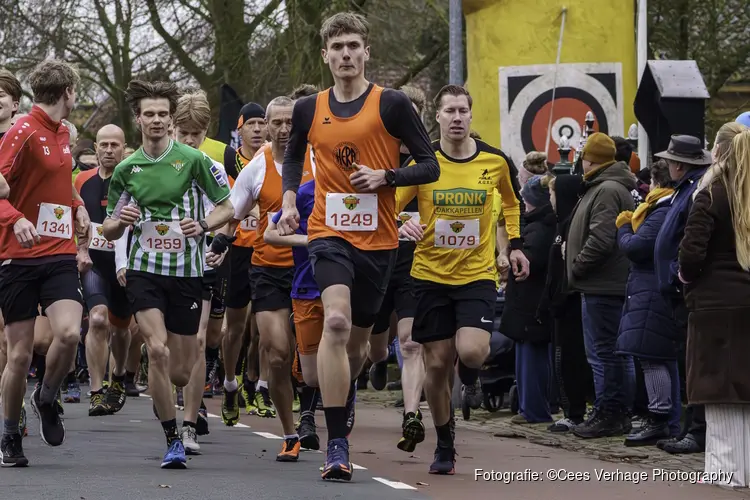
xmin=543 ymin=174 xmax=594 ymax=433
xmin=652 ymin=134 xmax=713 ymax=454
xmin=614 ymin=159 xmax=682 ymax=446
xmin=736 ymin=111 xmax=750 ymax=128
xmin=565 ymin=132 xmax=636 ymax=438
xmin=501 ymin=175 xmax=556 ymax=425
xmin=679 ymin=126 xmax=750 ymax=487
xmin=518 ymin=151 xmax=548 ymax=186
xmin=612 ymin=136 xmax=641 ymax=174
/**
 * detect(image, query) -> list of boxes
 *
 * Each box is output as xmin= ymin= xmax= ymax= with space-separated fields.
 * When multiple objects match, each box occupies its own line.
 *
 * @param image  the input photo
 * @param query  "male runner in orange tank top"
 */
xmin=277 ymin=12 xmax=439 ymax=481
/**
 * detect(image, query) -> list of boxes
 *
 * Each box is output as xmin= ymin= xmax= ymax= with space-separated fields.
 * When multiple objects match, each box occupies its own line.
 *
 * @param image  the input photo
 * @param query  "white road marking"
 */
xmin=206 ymin=412 xmax=220 ymax=419
xmin=254 ymin=431 xmax=283 ymax=439
xmin=373 ymin=477 xmax=418 ymax=490
xmin=236 ymin=422 xmax=250 ymax=428
xmin=129 ymin=420 xmax=142 ymax=423
xmin=352 ymin=463 xmax=367 ymax=470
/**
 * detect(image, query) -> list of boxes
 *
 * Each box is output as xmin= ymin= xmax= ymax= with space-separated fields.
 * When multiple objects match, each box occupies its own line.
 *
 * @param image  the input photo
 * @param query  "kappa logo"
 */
xmin=155 ymin=223 xmax=170 ymax=236
xmin=450 ymin=221 xmax=465 ymax=234
xmin=53 ymin=206 xmax=65 ymax=220
xmin=130 ymin=166 xmax=142 ymax=174
xmin=343 ymin=195 xmax=359 ymax=210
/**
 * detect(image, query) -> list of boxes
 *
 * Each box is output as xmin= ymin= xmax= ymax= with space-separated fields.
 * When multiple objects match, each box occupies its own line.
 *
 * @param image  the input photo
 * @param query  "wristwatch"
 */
xmin=384 ymin=169 xmax=396 ymax=187
xmin=198 ymin=220 xmax=209 ymax=234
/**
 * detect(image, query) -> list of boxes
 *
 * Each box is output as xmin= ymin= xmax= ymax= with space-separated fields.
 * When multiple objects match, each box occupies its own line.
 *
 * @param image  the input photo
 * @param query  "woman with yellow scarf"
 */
xmin=613 ymin=160 xmax=682 ymax=448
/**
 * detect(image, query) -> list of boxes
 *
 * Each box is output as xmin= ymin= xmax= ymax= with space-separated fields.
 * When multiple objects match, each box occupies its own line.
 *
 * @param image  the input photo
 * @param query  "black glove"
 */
xmin=210 ymin=233 xmax=236 ymax=254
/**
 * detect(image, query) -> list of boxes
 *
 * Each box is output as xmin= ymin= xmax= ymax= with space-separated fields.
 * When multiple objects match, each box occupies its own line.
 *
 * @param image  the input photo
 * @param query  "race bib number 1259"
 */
xmin=325 ymin=193 xmax=378 ymax=231
xmin=139 ymin=222 xmax=185 ymax=253
xmin=36 ymin=202 xmax=72 ymax=240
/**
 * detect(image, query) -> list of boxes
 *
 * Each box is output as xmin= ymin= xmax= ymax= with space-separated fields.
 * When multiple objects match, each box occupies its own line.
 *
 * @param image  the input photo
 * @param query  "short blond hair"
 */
xmin=174 ymin=90 xmax=211 ymax=131
xmin=28 ymin=60 xmax=80 ymax=105
xmin=320 ymin=12 xmax=369 ymax=47
xmin=400 ymin=85 xmax=426 ymax=115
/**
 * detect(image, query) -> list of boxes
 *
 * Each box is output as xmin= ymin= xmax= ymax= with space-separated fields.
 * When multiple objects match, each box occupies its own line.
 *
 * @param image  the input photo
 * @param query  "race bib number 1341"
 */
xmin=36 ymin=202 xmax=72 ymax=240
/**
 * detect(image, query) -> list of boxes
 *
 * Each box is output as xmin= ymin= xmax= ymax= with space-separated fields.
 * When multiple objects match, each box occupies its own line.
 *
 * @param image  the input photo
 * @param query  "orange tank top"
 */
xmin=252 ymin=147 xmax=313 ymax=267
xmin=229 ymin=150 xmax=257 ymax=248
xmin=307 ymin=85 xmax=401 ymax=251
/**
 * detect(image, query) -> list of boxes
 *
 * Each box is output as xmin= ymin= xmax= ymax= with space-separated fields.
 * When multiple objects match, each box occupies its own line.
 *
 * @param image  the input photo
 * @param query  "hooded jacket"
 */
xmin=565 ymin=161 xmax=637 ymax=295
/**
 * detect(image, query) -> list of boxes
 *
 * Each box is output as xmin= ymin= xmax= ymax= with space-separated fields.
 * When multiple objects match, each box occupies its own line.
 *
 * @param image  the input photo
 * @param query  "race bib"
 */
xmin=240 ymin=215 xmax=258 ymax=231
xmin=139 ymin=221 xmax=185 ymax=253
xmin=89 ymin=223 xmax=114 ymax=252
xmin=36 ymin=203 xmax=72 ymax=239
xmin=325 ymin=193 xmax=378 ymax=231
xmin=434 ymin=218 xmax=480 ymax=249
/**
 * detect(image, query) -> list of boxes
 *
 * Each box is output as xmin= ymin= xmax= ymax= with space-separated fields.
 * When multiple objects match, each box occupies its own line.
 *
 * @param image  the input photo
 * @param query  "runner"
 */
xmin=276 ymin=12 xmax=439 ymax=480
xmin=0 ymin=59 xmax=91 ymax=467
xmin=221 ymin=102 xmax=272 ymax=419
xmin=265 ymin=176 xmax=321 ymax=450
xmin=75 ymin=125 xmax=133 ymax=417
xmin=218 ymin=95 xmax=314 ymax=461
xmin=396 ymin=85 xmax=529 ymax=475
xmin=102 ymin=79 xmax=233 ymax=469
xmin=172 ymin=90 xmax=230 ymax=453
xmin=366 ymin=85 xmax=429 ymax=453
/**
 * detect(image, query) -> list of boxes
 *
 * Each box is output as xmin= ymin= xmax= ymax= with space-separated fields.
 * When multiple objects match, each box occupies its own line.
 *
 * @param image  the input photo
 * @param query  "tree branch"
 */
xmin=392 ymin=41 xmax=448 ymax=89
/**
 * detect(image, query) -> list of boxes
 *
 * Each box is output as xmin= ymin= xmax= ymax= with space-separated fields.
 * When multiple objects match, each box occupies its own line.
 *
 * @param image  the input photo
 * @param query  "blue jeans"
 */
xmin=515 ymin=341 xmax=553 ymax=422
xmin=581 ymin=294 xmax=634 ymax=413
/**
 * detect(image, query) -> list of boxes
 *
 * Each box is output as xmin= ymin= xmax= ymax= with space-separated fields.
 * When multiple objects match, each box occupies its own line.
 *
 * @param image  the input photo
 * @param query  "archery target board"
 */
xmin=498 ymin=62 xmax=624 ymax=167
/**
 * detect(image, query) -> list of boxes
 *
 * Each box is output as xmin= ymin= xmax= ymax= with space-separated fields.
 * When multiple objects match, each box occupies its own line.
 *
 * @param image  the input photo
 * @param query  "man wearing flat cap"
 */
xmin=653 ymin=134 xmax=711 ymax=455
xmin=566 ymin=132 xmax=637 ymax=439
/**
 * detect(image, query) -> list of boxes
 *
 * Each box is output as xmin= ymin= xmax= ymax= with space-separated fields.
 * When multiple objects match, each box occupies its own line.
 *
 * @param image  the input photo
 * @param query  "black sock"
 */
xmin=112 ymin=373 xmax=125 ymax=383
xmin=36 ymin=355 xmax=46 ymax=382
xmin=65 ymin=370 xmax=76 ymax=385
xmin=200 ymin=399 xmax=206 ymax=411
xmin=299 ymin=385 xmax=319 ymax=418
xmin=3 ymin=419 xmax=19 ymax=437
xmin=458 ymin=360 xmax=479 ymax=386
xmin=125 ymin=371 xmax=135 ymax=383
xmin=206 ymin=346 xmax=219 ymax=362
xmin=435 ymin=422 xmax=453 ymax=448
xmin=183 ymin=420 xmax=196 ymax=429
xmin=324 ymin=407 xmax=348 ymax=440
xmin=346 ymin=380 xmax=356 ymax=407
xmin=161 ymin=418 xmax=179 ymax=445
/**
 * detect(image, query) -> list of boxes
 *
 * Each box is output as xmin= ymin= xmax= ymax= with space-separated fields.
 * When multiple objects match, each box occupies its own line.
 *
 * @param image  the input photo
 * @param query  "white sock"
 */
xmin=224 ymin=378 xmax=238 ymax=392
xmin=257 ymin=380 xmax=268 ymax=390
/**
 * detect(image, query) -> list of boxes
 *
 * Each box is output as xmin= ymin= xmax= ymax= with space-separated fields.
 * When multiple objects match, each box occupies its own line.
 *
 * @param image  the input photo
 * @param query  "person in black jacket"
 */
xmin=544 ymin=174 xmax=594 ymax=432
xmin=501 ymin=175 xmax=557 ymax=424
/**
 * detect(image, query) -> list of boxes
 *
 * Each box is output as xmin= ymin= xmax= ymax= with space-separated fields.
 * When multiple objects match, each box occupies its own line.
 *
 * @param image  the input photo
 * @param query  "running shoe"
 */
xmin=251 ymin=387 xmax=276 ymax=418
xmin=106 ymin=380 xmax=127 ymax=414
xmin=196 ymin=408 xmax=209 ymax=436
xmin=63 ymin=381 xmax=81 ymax=403
xmin=30 ymin=384 xmax=66 ymax=447
xmin=429 ymin=446 xmax=456 ymax=475
xmin=19 ymin=401 xmax=27 ymax=438
xmin=276 ymin=436 xmax=301 ymax=462
xmin=161 ymin=439 xmax=187 ymax=469
xmin=175 ymin=386 xmax=184 ymax=409
xmin=322 ymin=437 xmax=352 ymax=481
xmin=368 ymin=361 xmax=388 ymax=391
xmin=397 ymin=410 xmax=425 ymax=452
xmin=180 ymin=426 xmax=201 ymax=455
xmin=221 ymin=387 xmax=240 ymax=426
xmin=298 ymin=416 xmax=320 ymax=451
xmin=56 ymin=387 xmax=64 ymax=415
xmin=204 ymin=358 xmax=218 ymax=398
xmin=88 ymin=391 xmax=110 ymax=417
xmin=0 ymin=433 xmax=28 ymax=467
xmin=242 ymin=380 xmax=257 ymax=414
xmin=345 ymin=386 xmax=356 ymax=437
xmin=124 ymin=377 xmax=140 ymax=397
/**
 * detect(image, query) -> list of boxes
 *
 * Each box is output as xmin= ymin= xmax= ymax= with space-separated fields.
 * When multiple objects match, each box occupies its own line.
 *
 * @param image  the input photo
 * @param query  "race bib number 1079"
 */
xmin=434 ymin=218 xmax=480 ymax=249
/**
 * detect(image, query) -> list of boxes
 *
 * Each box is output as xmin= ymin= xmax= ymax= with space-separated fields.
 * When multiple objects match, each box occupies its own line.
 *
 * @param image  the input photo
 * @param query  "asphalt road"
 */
xmin=3 ymin=384 xmax=748 ymax=500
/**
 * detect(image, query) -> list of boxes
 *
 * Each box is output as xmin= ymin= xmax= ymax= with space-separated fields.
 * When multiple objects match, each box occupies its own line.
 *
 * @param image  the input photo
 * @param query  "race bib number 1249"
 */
xmin=325 ymin=193 xmax=378 ymax=231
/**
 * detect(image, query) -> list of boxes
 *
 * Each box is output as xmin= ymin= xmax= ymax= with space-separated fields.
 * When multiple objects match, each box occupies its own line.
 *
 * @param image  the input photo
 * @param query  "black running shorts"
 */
xmin=372 ymin=240 xmax=416 ymax=334
xmin=249 ymin=265 xmax=293 ymax=313
xmin=226 ymin=245 xmax=254 ymax=310
xmin=125 ymin=270 xmax=203 ymax=336
xmin=81 ymin=266 xmax=131 ymax=321
xmin=202 ymin=270 xmax=228 ymax=319
xmin=0 ymin=257 xmax=83 ymax=325
xmin=411 ymin=278 xmax=497 ymax=344
xmin=308 ymin=236 xmax=397 ymax=329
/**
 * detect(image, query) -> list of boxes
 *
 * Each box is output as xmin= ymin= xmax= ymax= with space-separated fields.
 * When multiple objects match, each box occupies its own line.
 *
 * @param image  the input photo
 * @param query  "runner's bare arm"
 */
xmin=381 ymin=89 xmax=439 ymax=186
xmin=281 ymin=97 xmax=314 ymax=201
xmin=218 ymin=156 xmax=260 ymax=236
xmin=0 ymin=130 xmax=26 ymax=226
xmin=204 ymin=198 xmax=234 ymax=232
xmin=495 ymin=156 xmax=523 ymax=249
xmin=264 ymin=219 xmax=307 ymax=248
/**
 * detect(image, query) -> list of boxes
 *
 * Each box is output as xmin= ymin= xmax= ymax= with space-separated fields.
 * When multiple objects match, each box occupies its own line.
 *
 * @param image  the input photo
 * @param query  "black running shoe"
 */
xmin=30 ymin=385 xmax=65 ymax=447
xmin=1 ymin=433 xmax=28 ymax=467
xmin=105 ymin=380 xmax=127 ymax=414
xmin=368 ymin=361 xmax=388 ymax=391
xmin=196 ymin=409 xmax=210 ymax=436
xmin=88 ymin=391 xmax=110 ymax=417
xmin=298 ymin=416 xmax=320 ymax=450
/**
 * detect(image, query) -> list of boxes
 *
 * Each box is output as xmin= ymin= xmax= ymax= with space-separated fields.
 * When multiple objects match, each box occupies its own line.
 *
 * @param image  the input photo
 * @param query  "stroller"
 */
xmin=461 ymin=289 xmax=517 ymax=420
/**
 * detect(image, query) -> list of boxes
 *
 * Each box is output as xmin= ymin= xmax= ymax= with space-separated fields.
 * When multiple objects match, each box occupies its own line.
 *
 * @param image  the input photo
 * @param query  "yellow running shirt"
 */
xmin=396 ymin=140 xmax=522 ymax=286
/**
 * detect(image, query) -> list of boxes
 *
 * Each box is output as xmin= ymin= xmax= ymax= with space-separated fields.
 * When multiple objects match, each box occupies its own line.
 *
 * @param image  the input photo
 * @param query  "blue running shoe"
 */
xmin=63 ymin=382 xmax=80 ymax=403
xmin=160 ymin=440 xmax=187 ymax=469
xmin=321 ymin=437 xmax=352 ymax=481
